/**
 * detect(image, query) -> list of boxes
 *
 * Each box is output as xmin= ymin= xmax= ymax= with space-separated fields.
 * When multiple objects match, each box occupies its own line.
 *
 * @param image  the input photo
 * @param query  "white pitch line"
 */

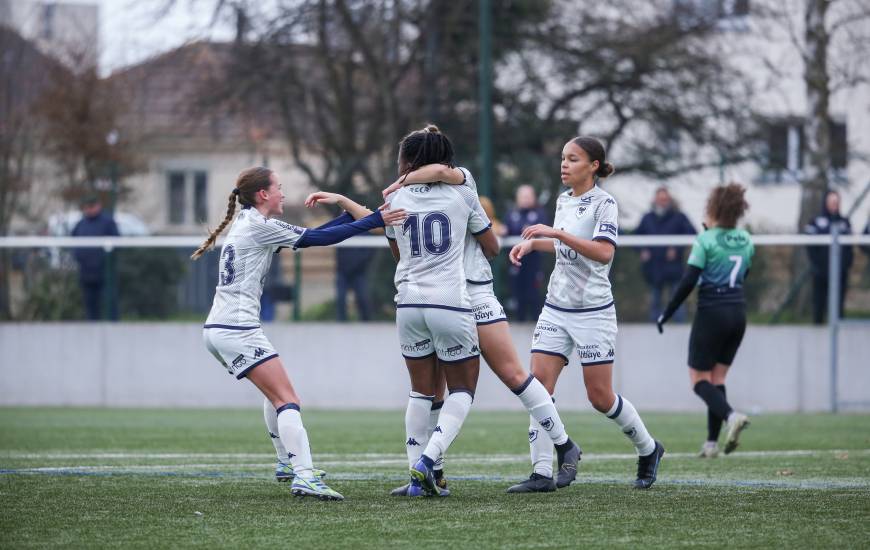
xmin=1 ymin=449 xmax=868 ymax=462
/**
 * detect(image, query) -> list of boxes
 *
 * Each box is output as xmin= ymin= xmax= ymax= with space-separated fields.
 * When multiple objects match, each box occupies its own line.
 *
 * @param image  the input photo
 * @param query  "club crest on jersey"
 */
xmin=253 ymin=347 xmax=266 ymax=359
xmin=576 ymin=206 xmax=588 ymax=218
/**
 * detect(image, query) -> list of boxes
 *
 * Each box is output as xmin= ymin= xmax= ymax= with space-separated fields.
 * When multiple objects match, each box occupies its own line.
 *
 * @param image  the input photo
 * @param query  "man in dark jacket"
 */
xmin=505 ymin=185 xmax=548 ymax=321
xmin=72 ymin=195 xmax=120 ymax=320
xmin=634 ymin=187 xmax=696 ymax=322
xmin=336 ymin=247 xmax=372 ymax=321
xmin=804 ymin=190 xmax=853 ymax=324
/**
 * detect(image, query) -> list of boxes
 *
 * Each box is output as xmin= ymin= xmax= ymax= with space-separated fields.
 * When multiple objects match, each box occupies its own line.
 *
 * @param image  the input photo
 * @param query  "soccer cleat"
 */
xmin=410 ymin=458 xmax=437 ymax=494
xmin=698 ymin=441 xmax=720 ymax=458
xmin=634 ymin=440 xmax=665 ymax=489
xmin=724 ymin=413 xmax=750 ymax=454
xmin=290 ymin=475 xmax=344 ymax=501
xmin=506 ymin=473 xmax=557 ymax=493
xmin=390 ymin=482 xmax=411 ymax=496
xmin=556 ymin=442 xmax=582 ymax=488
xmin=275 ymin=462 xmax=326 ymax=482
xmin=407 ymin=478 xmax=427 ymax=497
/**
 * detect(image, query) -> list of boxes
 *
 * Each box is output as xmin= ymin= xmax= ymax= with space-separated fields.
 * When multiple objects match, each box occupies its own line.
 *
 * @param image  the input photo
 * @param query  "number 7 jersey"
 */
xmin=385 ymin=183 xmax=491 ymax=309
xmin=687 ymin=227 xmax=754 ymax=307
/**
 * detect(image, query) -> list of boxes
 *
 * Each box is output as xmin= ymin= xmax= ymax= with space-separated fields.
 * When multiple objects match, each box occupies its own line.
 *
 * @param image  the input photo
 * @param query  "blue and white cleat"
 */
xmin=275 ymin=462 xmax=327 ymax=483
xmin=410 ymin=458 xmax=438 ymax=495
xmin=290 ymin=475 xmax=344 ymax=501
xmin=407 ymin=478 xmax=427 ymax=497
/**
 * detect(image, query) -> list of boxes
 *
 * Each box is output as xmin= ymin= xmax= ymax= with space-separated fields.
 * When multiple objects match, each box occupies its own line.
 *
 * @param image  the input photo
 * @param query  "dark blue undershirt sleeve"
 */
xmin=660 ymin=265 xmax=702 ymax=323
xmin=314 ymin=211 xmax=355 ymax=230
xmin=294 ymin=211 xmax=385 ymax=249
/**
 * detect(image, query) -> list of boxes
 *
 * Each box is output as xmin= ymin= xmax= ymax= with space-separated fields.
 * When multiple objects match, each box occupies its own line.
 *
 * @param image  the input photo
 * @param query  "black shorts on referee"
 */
xmin=688 ymin=303 xmax=746 ymax=371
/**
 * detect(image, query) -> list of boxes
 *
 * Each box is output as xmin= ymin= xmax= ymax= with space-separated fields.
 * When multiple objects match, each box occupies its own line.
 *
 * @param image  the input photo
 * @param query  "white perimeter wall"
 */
xmin=1 ymin=323 xmax=867 ymax=412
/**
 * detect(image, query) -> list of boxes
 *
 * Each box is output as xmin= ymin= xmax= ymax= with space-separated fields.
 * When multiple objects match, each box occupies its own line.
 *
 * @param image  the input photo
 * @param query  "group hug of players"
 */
xmin=192 ymin=126 xmax=755 ymax=500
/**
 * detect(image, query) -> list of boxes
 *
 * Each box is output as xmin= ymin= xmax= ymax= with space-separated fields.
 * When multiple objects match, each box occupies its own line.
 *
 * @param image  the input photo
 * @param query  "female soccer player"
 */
xmin=379 ymin=125 xmax=502 ymax=497
xmin=193 ymin=166 xmax=406 ymax=501
xmin=509 ymin=136 xmax=665 ymax=490
xmin=656 ymin=183 xmax=753 ymax=457
xmin=382 ymin=162 xmax=583 ymax=494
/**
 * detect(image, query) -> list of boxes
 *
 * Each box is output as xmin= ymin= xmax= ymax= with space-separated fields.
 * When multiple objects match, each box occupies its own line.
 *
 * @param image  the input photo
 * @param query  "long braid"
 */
xmin=191 ymin=191 xmax=238 ymax=260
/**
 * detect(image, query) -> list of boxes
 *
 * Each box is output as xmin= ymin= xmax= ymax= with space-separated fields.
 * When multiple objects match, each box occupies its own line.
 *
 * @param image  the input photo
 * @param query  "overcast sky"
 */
xmin=96 ymin=0 xmax=235 ymax=73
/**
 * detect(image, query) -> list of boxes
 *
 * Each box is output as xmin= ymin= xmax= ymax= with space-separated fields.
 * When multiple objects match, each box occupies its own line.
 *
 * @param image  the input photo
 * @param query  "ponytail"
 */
xmin=191 ymin=190 xmax=238 ymax=260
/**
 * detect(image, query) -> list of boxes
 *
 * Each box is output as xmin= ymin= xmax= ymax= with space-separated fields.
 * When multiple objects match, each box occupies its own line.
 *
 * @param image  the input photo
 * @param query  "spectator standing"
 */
xmin=804 ymin=190 xmax=853 ymax=324
xmin=336 ymin=246 xmax=373 ymax=321
xmin=71 ymin=195 xmax=120 ymax=320
xmin=635 ymin=187 xmax=696 ymax=322
xmin=505 ymin=185 xmax=547 ymax=321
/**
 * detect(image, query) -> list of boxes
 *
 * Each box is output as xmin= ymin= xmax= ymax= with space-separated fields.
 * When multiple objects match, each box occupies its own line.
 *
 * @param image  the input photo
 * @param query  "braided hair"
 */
xmin=397 ymin=124 xmax=455 ymax=181
xmin=190 ymin=166 xmax=273 ymax=260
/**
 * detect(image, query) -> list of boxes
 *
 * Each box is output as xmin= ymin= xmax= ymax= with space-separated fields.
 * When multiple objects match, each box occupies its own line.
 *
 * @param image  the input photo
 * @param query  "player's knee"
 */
xmin=586 ymin=387 xmax=612 ymax=413
xmin=502 ymin=367 xmax=529 ymax=391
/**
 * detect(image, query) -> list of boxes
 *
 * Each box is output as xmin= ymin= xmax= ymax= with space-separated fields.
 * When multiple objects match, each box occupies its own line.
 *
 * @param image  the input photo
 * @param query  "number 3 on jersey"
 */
xmin=402 ymin=212 xmax=451 ymax=257
xmin=220 ymin=245 xmax=236 ymax=286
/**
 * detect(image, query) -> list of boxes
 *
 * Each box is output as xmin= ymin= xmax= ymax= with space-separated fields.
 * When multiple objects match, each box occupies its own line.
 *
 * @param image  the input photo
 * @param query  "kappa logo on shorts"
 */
xmin=232 ymin=354 xmax=247 ymax=370
xmin=607 ymin=348 xmax=615 ymax=358
xmin=528 ymin=429 xmax=539 ymax=442
xmin=253 ymin=347 xmax=266 ymax=359
xmin=471 ymin=345 xmax=479 ymax=353
xmin=269 ymin=431 xmax=279 ymax=439
xmin=406 ymin=438 xmax=420 ymax=446
xmin=434 ymin=425 xmax=443 ymax=433
xmin=540 ymin=417 xmax=554 ymax=431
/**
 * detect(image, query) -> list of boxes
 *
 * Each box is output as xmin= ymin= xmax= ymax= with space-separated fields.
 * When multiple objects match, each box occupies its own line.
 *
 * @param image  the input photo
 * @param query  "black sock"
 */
xmin=554 ymin=437 xmax=574 ymax=463
xmin=707 ymin=385 xmax=726 ymax=441
xmin=694 ymin=381 xmax=732 ymax=421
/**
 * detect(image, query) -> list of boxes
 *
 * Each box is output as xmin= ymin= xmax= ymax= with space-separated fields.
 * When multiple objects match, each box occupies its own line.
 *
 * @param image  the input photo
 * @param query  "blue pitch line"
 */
xmin=1 ymin=468 xmax=868 ymax=490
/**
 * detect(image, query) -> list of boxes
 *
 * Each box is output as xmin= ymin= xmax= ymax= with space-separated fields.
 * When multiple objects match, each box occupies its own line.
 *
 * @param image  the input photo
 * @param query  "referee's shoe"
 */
xmin=634 ymin=440 xmax=665 ymax=489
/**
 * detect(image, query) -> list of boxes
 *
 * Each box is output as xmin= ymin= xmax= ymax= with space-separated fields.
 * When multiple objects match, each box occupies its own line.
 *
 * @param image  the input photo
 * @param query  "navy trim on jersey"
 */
xmin=582 ymin=359 xmax=614 ymax=367
xmin=236 ymin=353 xmax=278 ymax=379
xmin=476 ymin=318 xmax=507 ymax=326
xmin=592 ymin=236 xmax=617 ymax=247
xmin=438 ymin=353 xmax=480 ymax=364
xmin=531 ymin=349 xmax=569 ymax=365
xmin=466 ymin=279 xmax=493 ymax=285
xmin=511 ymin=374 xmax=535 ymax=396
xmin=472 ymin=223 xmax=493 ymax=236
xmin=606 ymin=394 xmax=624 ymax=419
xmin=544 ymin=300 xmax=615 ymax=313
xmin=204 ymin=324 xmax=261 ymax=330
xmin=397 ymin=304 xmax=473 ymax=313
xmin=402 ymin=351 xmax=437 ymax=361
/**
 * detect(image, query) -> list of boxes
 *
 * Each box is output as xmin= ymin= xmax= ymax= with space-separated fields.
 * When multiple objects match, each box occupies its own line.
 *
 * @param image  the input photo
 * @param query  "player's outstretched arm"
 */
xmin=656 ymin=265 xmax=702 ymax=333
xmin=305 ymin=191 xmax=372 ymax=220
xmin=382 ymin=164 xmax=464 ymax=198
xmin=295 ymin=207 xmax=407 ymax=249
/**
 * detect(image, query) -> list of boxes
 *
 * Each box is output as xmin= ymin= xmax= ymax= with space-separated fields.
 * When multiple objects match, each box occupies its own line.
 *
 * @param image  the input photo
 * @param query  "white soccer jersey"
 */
xmin=544 ymin=186 xmax=618 ymax=311
xmin=205 ymin=207 xmax=306 ymax=328
xmin=457 ymin=168 xmax=494 ymax=284
xmin=385 ymin=182 xmax=491 ymax=309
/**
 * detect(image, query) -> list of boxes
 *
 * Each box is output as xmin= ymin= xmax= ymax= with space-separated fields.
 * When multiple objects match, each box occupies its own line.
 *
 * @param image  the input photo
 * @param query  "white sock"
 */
xmin=406 ymin=392 xmax=434 ymax=468
xmin=276 ymin=404 xmax=314 ymax=477
xmin=429 ymin=401 xmax=444 ymax=471
xmin=515 ymin=376 xmax=568 ymax=446
xmin=422 ymin=391 xmax=473 ymax=462
xmin=605 ymin=394 xmax=656 ymax=456
xmin=263 ymin=398 xmax=287 ymax=462
xmin=529 ymin=418 xmax=555 ymax=477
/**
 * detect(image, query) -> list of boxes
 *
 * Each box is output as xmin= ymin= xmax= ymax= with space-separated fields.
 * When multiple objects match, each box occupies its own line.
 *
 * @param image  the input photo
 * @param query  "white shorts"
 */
xmin=396 ymin=306 xmax=480 ymax=363
xmin=531 ymin=302 xmax=617 ymax=366
xmin=203 ymin=327 xmax=279 ymax=379
xmin=468 ymin=282 xmax=508 ymax=325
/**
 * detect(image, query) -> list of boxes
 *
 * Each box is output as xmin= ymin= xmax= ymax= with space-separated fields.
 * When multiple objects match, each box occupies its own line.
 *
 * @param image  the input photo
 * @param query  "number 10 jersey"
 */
xmin=385 ymin=184 xmax=491 ymax=309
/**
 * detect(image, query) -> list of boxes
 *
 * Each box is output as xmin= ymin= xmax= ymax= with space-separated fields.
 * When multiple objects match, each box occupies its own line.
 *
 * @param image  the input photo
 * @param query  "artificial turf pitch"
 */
xmin=1 ymin=408 xmax=868 ymax=548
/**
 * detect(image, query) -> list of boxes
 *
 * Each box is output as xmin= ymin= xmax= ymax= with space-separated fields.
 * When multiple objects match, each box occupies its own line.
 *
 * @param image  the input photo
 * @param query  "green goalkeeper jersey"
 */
xmin=687 ymin=227 xmax=755 ymax=307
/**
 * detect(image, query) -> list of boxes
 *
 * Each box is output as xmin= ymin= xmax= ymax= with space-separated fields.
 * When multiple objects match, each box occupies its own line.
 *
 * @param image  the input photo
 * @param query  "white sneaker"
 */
xmin=724 ymin=413 xmax=750 ymax=454
xmin=698 ymin=441 xmax=719 ymax=458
